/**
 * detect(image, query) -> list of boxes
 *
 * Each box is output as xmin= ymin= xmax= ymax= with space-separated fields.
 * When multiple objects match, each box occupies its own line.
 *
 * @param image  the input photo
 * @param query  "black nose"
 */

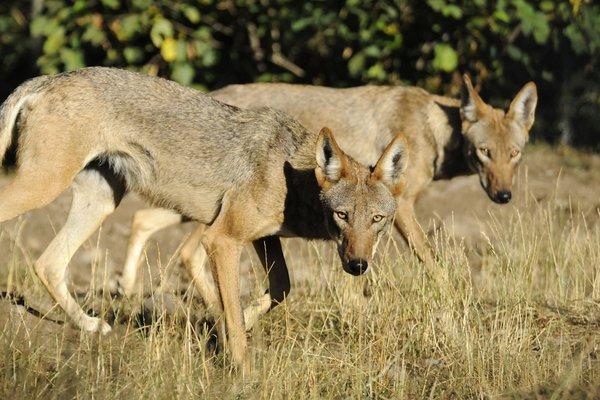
xmin=346 ymin=259 xmax=368 ymax=276
xmin=495 ymin=190 xmax=512 ymax=204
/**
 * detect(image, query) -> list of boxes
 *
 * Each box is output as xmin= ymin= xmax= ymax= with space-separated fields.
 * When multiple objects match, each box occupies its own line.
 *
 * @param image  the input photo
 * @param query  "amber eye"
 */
xmin=372 ymin=215 xmax=384 ymax=223
xmin=510 ymin=149 xmax=520 ymax=158
xmin=479 ymin=147 xmax=490 ymax=158
xmin=335 ymin=211 xmax=348 ymax=220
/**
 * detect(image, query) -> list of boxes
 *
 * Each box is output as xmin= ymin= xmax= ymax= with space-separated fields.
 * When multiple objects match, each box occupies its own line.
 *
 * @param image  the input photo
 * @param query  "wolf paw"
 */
xmin=111 ymin=273 xmax=136 ymax=298
xmin=80 ymin=316 xmax=112 ymax=335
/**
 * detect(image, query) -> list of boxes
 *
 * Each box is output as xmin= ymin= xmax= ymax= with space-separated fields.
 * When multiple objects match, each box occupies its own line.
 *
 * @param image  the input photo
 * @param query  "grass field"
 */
xmin=0 ymin=144 xmax=598 ymax=399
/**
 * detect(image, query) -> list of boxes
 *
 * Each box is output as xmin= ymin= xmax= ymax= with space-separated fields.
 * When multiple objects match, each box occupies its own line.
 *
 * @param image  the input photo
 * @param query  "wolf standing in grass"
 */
xmin=0 ymin=67 xmax=408 ymax=366
xmin=212 ymin=76 xmax=538 ymax=263
xmin=119 ymin=75 xmax=538 ymax=292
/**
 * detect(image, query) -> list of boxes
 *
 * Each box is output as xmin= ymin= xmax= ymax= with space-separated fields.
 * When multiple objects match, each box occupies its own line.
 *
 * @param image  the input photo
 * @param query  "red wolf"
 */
xmin=0 ymin=67 xmax=409 ymax=366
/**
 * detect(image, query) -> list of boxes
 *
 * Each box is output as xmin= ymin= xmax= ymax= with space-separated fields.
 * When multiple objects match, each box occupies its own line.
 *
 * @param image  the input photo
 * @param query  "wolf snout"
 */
xmin=493 ymin=190 xmax=512 ymax=204
xmin=345 ymin=258 xmax=369 ymax=276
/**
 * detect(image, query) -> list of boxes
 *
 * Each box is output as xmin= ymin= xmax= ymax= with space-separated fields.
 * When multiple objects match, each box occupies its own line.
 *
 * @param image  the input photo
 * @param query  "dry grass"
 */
xmin=0 ymin=147 xmax=599 ymax=399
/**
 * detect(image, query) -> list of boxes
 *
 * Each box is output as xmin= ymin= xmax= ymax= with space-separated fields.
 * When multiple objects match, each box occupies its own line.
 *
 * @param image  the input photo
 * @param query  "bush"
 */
xmin=0 ymin=0 xmax=598 ymax=147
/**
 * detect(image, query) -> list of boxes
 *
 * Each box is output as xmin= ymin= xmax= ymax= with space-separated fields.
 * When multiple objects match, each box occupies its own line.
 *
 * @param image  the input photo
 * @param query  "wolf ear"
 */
xmin=315 ymin=127 xmax=348 ymax=187
xmin=507 ymin=82 xmax=537 ymax=131
xmin=460 ymin=74 xmax=487 ymax=123
xmin=372 ymin=133 xmax=409 ymax=193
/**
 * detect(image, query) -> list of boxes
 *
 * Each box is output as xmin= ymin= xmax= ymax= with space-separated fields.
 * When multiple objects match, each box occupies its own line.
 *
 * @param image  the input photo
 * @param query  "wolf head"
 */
xmin=315 ymin=127 xmax=408 ymax=276
xmin=460 ymin=75 xmax=538 ymax=204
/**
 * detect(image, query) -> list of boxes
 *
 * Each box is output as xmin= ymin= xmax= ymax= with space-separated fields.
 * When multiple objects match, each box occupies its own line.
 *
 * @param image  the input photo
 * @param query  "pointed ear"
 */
xmin=507 ymin=82 xmax=537 ymax=131
xmin=372 ymin=133 xmax=409 ymax=193
xmin=315 ymin=127 xmax=348 ymax=187
xmin=460 ymin=74 xmax=487 ymax=123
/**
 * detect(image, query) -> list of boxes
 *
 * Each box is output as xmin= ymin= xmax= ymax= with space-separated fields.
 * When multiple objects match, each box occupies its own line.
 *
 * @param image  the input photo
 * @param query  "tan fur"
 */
xmin=0 ymin=68 xmax=410 ymax=367
xmin=121 ymin=75 xmax=537 ymax=287
xmin=209 ymin=76 xmax=537 ymax=261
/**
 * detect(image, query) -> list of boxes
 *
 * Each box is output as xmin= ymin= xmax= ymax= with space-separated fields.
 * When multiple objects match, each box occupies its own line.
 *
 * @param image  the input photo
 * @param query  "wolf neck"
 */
xmin=430 ymin=98 xmax=472 ymax=180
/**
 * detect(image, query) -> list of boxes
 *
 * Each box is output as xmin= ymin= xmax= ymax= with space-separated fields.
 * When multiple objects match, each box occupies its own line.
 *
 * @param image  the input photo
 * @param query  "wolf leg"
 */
xmin=394 ymin=198 xmax=435 ymax=265
xmin=0 ymin=163 xmax=80 ymax=223
xmin=180 ymin=224 xmax=223 ymax=318
xmin=33 ymin=168 xmax=121 ymax=334
xmin=119 ymin=208 xmax=183 ymax=296
xmin=201 ymin=228 xmax=245 ymax=367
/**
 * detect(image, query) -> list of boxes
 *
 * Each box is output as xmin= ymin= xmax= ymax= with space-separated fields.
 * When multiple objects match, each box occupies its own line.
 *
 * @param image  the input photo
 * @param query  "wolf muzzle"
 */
xmin=344 ymin=258 xmax=369 ymax=276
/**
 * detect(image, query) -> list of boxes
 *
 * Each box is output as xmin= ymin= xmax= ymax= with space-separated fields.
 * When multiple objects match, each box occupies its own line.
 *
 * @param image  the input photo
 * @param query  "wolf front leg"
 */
xmin=394 ymin=198 xmax=435 ymax=265
xmin=180 ymin=225 xmax=223 ymax=319
xmin=201 ymin=229 xmax=246 ymax=368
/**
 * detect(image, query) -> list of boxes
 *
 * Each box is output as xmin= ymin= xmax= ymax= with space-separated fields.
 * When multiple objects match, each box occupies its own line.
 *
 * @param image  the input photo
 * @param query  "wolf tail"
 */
xmin=0 ymin=77 xmax=50 ymax=166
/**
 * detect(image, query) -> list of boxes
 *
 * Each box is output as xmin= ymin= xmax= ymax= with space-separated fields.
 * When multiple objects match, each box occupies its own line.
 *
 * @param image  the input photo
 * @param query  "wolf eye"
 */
xmin=335 ymin=211 xmax=348 ymax=220
xmin=479 ymin=147 xmax=490 ymax=158
xmin=510 ymin=149 xmax=520 ymax=158
xmin=372 ymin=215 xmax=384 ymax=223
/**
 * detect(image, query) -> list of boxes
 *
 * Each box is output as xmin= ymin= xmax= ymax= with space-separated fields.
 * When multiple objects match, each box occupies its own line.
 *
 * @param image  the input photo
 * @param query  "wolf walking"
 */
xmin=0 ymin=67 xmax=409 ymax=366
xmin=118 ymin=75 xmax=538 ymax=297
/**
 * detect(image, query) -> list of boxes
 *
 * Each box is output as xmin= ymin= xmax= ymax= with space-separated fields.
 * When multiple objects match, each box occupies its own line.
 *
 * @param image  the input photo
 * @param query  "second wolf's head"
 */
xmin=315 ymin=128 xmax=408 ymax=276
xmin=460 ymin=75 xmax=538 ymax=204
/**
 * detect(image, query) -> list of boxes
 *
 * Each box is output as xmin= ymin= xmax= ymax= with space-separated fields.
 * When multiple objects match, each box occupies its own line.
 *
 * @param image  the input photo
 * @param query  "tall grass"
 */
xmin=0 ymin=193 xmax=598 ymax=399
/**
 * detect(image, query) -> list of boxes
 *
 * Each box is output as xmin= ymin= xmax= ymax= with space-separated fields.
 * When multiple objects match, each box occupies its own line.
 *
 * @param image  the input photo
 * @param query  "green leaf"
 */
xmin=532 ymin=19 xmax=550 ymax=44
xmin=428 ymin=0 xmax=445 ymax=12
xmin=443 ymin=5 xmax=463 ymax=19
xmin=348 ymin=53 xmax=365 ymax=77
xmin=101 ymin=0 xmax=120 ymax=10
xmin=73 ymin=0 xmax=88 ymax=13
xmin=470 ymin=16 xmax=488 ymax=28
xmin=107 ymin=48 xmax=119 ymax=61
xmin=183 ymin=6 xmax=201 ymax=24
xmin=171 ymin=62 xmax=195 ymax=85
xmin=366 ymin=63 xmax=386 ymax=80
xmin=363 ymin=45 xmax=381 ymax=57
xmin=514 ymin=0 xmax=549 ymax=43
xmin=150 ymin=19 xmax=173 ymax=47
xmin=43 ymin=27 xmax=66 ymax=55
xmin=60 ymin=48 xmax=85 ymax=71
xmin=118 ymin=15 xmax=141 ymax=41
xmin=31 ymin=16 xmax=51 ymax=37
xmin=432 ymin=43 xmax=458 ymax=72
xmin=564 ymin=25 xmax=586 ymax=54
xmin=493 ymin=9 xmax=511 ymax=23
xmin=506 ymin=44 xmax=523 ymax=61
xmin=37 ymin=54 xmax=60 ymax=75
xmin=540 ymin=1 xmax=554 ymax=12
xmin=201 ymin=48 xmax=217 ymax=67
xmin=124 ymin=46 xmax=144 ymax=63
xmin=132 ymin=0 xmax=152 ymax=10
xmin=291 ymin=18 xmax=312 ymax=32
xmin=82 ymin=25 xmax=106 ymax=46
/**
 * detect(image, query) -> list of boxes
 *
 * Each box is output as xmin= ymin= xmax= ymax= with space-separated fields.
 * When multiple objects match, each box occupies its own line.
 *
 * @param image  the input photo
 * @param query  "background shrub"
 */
xmin=0 ymin=0 xmax=598 ymax=148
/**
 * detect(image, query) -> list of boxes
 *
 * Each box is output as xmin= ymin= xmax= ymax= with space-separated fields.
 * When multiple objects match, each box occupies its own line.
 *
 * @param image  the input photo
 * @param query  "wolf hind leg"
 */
xmin=118 ymin=208 xmax=183 ymax=296
xmin=33 ymin=168 xmax=121 ymax=334
xmin=0 ymin=167 xmax=78 ymax=223
xmin=0 ymin=120 xmax=97 ymax=223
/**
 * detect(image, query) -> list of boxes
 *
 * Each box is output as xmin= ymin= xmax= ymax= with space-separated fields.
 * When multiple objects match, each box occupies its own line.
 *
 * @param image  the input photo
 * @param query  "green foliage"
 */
xmin=0 ymin=0 xmax=598 ymax=146
xmin=0 ymin=2 xmax=32 ymax=86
